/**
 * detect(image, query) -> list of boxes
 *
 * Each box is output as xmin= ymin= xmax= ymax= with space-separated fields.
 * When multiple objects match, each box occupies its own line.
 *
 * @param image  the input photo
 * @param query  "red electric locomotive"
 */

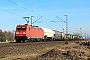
xmin=15 ymin=24 xmax=44 ymax=42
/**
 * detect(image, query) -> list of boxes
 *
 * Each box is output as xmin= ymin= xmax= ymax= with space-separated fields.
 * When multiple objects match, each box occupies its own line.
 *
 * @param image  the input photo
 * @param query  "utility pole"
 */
xmin=64 ymin=15 xmax=68 ymax=44
xmin=31 ymin=16 xmax=34 ymax=26
xmin=56 ymin=15 xmax=68 ymax=35
xmin=23 ymin=16 xmax=42 ymax=26
xmin=85 ymin=31 xmax=86 ymax=40
xmin=80 ymin=28 xmax=82 ymax=36
xmin=64 ymin=15 xmax=68 ymax=35
xmin=63 ymin=28 xmax=64 ymax=33
xmin=52 ymin=15 xmax=68 ymax=44
xmin=23 ymin=17 xmax=29 ymax=24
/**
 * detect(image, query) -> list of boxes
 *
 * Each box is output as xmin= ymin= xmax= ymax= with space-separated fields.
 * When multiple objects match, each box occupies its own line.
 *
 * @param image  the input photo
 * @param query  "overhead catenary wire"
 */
xmin=0 ymin=8 xmax=43 ymax=25
xmin=32 ymin=16 xmax=42 ymax=24
xmin=7 ymin=0 xmax=41 ymax=16
xmin=0 ymin=8 xmax=23 ymax=17
xmin=56 ymin=16 xmax=66 ymax=23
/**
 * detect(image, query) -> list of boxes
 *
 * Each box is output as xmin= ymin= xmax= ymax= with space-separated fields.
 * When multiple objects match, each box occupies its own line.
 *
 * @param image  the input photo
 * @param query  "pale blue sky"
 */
xmin=0 ymin=0 xmax=90 ymax=37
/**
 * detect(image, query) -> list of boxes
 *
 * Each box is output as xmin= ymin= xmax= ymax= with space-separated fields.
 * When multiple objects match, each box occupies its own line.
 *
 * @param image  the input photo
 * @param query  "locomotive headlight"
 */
xmin=16 ymin=32 xmax=19 ymax=34
xmin=23 ymin=32 xmax=26 ymax=34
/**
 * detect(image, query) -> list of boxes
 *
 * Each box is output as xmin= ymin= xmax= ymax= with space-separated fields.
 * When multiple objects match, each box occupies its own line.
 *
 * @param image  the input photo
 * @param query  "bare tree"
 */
xmin=2 ymin=30 xmax=15 ymax=42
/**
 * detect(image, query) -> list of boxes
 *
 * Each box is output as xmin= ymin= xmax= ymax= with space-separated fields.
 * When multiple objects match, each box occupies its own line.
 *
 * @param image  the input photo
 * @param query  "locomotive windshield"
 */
xmin=17 ymin=27 xmax=26 ymax=30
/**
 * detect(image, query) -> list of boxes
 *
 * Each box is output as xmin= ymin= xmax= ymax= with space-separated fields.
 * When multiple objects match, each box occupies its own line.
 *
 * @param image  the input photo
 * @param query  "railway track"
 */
xmin=0 ymin=39 xmax=85 ymax=48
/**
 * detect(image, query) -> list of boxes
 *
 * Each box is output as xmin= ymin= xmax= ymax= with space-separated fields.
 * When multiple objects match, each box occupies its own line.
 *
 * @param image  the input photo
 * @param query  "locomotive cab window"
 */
xmin=17 ymin=27 xmax=26 ymax=30
xmin=22 ymin=27 xmax=26 ymax=30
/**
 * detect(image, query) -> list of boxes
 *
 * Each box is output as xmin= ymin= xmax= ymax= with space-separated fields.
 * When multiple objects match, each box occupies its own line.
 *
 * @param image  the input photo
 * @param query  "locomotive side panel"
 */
xmin=30 ymin=27 xmax=44 ymax=38
xmin=27 ymin=26 xmax=44 ymax=42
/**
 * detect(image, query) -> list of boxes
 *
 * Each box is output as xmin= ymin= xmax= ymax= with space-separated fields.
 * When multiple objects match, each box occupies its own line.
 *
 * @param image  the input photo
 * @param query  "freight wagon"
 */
xmin=60 ymin=32 xmax=66 ymax=40
xmin=53 ymin=30 xmax=61 ymax=40
xmin=40 ymin=27 xmax=55 ymax=41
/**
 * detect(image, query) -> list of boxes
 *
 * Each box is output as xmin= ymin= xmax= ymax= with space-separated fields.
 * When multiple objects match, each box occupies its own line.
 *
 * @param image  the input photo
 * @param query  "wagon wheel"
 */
xmin=22 ymin=40 xmax=25 ymax=42
xmin=16 ymin=39 xmax=21 ymax=43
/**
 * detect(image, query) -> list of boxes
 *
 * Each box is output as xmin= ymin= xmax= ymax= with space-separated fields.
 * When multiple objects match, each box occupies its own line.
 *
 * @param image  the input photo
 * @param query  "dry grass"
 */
xmin=0 ymin=41 xmax=90 ymax=60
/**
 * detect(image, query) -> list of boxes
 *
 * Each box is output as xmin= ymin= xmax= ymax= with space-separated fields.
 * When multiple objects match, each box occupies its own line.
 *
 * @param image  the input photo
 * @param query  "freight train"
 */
xmin=15 ymin=24 xmax=66 ymax=42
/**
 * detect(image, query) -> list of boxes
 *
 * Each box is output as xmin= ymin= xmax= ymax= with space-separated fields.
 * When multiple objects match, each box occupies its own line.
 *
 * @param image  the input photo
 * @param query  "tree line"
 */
xmin=0 ymin=29 xmax=15 ymax=42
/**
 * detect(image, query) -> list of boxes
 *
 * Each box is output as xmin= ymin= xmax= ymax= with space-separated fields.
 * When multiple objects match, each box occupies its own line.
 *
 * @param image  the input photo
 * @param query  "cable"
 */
xmin=32 ymin=16 xmax=42 ymax=24
xmin=7 ymin=0 xmax=41 ymax=16
xmin=0 ymin=8 xmax=23 ymax=17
